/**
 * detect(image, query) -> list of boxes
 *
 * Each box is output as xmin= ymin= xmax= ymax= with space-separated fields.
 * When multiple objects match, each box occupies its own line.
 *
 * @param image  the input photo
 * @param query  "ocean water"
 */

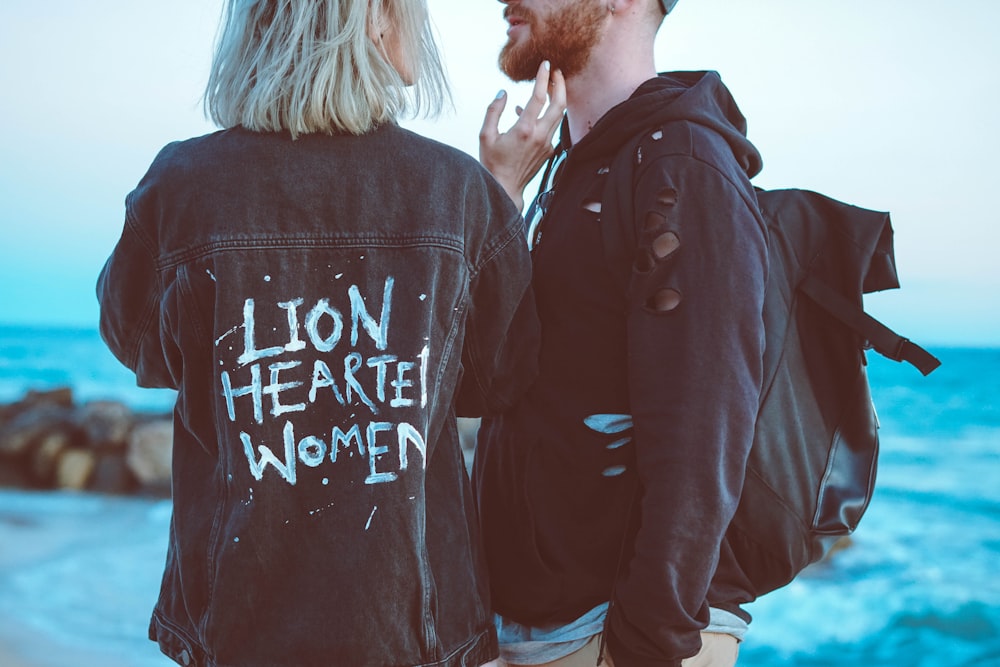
xmin=0 ymin=325 xmax=176 ymax=413
xmin=0 ymin=325 xmax=998 ymax=666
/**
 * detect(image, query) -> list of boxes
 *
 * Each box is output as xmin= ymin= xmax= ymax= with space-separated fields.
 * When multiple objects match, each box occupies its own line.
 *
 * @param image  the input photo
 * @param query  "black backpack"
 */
xmin=568 ymin=131 xmax=943 ymax=598
xmin=728 ymin=188 xmax=939 ymax=595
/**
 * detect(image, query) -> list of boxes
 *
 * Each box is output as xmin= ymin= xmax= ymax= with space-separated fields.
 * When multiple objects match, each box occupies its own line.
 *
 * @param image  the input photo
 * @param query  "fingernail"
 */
xmin=495 ymin=89 xmax=506 ymax=100
xmin=542 ymin=60 xmax=550 ymax=71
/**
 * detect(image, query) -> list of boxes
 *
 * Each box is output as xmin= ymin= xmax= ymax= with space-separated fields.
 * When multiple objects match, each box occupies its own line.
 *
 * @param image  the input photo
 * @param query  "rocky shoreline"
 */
xmin=0 ymin=388 xmax=172 ymax=496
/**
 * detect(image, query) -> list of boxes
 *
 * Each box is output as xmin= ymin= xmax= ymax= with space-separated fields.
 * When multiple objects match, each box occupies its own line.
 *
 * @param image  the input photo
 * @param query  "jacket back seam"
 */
xmin=154 ymin=236 xmax=466 ymax=271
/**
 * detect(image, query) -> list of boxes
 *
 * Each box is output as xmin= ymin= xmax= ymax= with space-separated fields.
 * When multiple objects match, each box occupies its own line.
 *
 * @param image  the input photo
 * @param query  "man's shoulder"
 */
xmin=626 ymin=120 xmax=741 ymax=175
xmin=617 ymin=121 xmax=759 ymax=211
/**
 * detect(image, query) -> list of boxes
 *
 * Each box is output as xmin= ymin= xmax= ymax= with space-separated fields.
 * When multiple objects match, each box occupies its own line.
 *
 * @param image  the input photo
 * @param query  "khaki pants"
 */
xmin=497 ymin=631 xmax=738 ymax=667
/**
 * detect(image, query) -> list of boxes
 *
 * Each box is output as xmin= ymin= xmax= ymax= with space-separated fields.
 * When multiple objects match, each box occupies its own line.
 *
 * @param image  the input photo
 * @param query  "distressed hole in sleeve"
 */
xmin=582 ymin=200 xmax=602 ymax=213
xmin=647 ymin=287 xmax=682 ymax=312
xmin=657 ymin=187 xmax=678 ymax=207
xmin=633 ymin=248 xmax=656 ymax=274
xmin=652 ymin=231 xmax=680 ymax=259
xmin=643 ymin=210 xmax=667 ymax=233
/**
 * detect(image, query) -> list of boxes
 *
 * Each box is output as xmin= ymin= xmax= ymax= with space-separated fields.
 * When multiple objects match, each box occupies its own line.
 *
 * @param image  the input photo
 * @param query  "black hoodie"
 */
xmin=474 ymin=71 xmax=768 ymax=666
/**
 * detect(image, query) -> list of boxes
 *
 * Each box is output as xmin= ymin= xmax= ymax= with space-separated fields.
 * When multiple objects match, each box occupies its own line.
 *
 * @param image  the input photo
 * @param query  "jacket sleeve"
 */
xmin=96 ymin=195 xmax=175 ymax=389
xmin=455 ymin=214 xmax=540 ymax=418
xmin=605 ymin=155 xmax=766 ymax=666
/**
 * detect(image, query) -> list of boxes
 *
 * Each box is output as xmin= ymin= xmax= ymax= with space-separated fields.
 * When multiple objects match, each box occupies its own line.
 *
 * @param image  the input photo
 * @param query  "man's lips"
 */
xmin=504 ymin=9 xmax=530 ymax=32
xmin=504 ymin=14 xmax=528 ymax=35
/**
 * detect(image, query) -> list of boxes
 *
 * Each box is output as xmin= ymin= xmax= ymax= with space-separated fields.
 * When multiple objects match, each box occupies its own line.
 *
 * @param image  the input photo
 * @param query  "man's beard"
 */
xmin=499 ymin=0 xmax=607 ymax=82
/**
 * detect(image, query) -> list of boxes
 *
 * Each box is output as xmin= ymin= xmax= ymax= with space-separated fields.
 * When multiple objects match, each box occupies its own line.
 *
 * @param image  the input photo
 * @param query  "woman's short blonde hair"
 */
xmin=205 ymin=0 xmax=449 ymax=136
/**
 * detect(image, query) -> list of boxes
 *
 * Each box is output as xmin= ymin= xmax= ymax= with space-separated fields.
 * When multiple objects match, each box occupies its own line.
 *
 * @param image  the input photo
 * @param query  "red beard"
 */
xmin=499 ymin=0 xmax=607 ymax=81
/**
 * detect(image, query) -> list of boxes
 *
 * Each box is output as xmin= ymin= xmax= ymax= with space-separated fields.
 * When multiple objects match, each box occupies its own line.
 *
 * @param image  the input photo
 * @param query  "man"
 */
xmin=475 ymin=0 xmax=768 ymax=665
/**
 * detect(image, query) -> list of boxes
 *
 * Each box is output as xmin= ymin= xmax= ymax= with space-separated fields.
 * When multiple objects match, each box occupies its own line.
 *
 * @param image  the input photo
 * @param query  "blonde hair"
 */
xmin=205 ymin=0 xmax=449 ymax=136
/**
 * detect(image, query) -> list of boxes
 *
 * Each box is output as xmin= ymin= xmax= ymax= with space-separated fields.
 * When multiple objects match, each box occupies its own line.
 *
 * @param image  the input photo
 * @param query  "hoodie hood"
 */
xmin=567 ymin=71 xmax=763 ymax=179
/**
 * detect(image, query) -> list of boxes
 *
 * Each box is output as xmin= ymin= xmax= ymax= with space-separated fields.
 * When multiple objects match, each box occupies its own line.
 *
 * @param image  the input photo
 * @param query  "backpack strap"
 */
xmin=799 ymin=273 xmax=941 ymax=376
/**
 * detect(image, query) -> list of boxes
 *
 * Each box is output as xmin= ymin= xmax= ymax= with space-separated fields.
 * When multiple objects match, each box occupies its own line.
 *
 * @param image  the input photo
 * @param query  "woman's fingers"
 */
xmin=479 ymin=89 xmax=509 ymax=149
xmin=516 ymin=60 xmax=552 ymax=124
xmin=540 ymin=68 xmax=566 ymax=134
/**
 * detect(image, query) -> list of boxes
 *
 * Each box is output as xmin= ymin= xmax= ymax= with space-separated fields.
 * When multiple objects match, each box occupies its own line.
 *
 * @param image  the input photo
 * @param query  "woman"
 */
xmin=97 ymin=1 xmax=537 ymax=665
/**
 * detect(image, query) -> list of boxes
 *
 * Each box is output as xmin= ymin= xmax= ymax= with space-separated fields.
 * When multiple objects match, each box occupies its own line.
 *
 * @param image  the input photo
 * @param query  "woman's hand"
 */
xmin=479 ymin=60 xmax=566 ymax=211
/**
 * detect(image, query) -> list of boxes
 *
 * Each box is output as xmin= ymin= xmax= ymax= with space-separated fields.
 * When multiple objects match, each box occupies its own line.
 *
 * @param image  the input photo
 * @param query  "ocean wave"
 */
xmin=741 ymin=601 xmax=1000 ymax=666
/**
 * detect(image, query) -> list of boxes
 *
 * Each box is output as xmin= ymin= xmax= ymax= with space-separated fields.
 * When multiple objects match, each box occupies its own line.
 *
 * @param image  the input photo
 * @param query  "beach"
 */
xmin=0 ymin=489 xmax=174 ymax=667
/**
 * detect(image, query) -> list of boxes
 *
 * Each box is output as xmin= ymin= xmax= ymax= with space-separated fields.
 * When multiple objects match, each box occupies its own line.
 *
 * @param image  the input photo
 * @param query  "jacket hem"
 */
xmin=150 ymin=611 xmax=206 ymax=666
xmin=149 ymin=610 xmax=498 ymax=667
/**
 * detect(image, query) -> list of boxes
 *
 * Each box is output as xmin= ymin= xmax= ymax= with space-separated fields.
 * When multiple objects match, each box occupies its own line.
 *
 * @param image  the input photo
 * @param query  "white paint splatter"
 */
xmin=322 ymin=478 xmax=329 ymax=486
xmin=264 ymin=275 xmax=272 ymax=282
xmin=308 ymin=501 xmax=336 ymax=517
xmin=365 ymin=505 xmax=378 ymax=531
xmin=215 ymin=324 xmax=241 ymax=347
xmin=233 ymin=537 xmax=240 ymax=543
xmin=335 ymin=273 xmax=344 ymax=279
xmin=419 ymin=294 xmax=427 ymax=301
xmin=206 ymin=269 xmax=217 ymax=281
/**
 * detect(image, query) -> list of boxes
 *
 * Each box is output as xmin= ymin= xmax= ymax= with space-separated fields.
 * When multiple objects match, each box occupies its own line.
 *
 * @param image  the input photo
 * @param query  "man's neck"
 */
xmin=564 ymin=19 xmax=658 ymax=145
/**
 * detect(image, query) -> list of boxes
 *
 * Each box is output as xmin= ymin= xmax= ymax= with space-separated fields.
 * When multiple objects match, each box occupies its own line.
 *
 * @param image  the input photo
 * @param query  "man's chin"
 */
xmin=499 ymin=48 xmax=543 ymax=83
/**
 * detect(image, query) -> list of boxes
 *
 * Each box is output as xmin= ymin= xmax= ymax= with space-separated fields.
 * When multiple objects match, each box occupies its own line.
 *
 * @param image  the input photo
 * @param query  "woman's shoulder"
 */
xmin=381 ymin=124 xmax=487 ymax=174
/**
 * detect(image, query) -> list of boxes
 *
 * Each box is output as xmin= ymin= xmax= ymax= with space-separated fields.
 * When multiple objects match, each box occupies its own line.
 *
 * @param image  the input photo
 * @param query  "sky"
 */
xmin=0 ymin=0 xmax=997 ymax=346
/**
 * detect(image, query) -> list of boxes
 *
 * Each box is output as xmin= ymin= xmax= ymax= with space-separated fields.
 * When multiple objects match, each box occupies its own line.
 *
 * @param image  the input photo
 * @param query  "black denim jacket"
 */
xmin=98 ymin=124 xmax=537 ymax=667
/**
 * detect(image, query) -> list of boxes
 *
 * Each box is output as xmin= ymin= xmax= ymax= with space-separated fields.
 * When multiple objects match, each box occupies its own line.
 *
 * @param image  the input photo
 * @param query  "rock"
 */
xmin=77 ymin=400 xmax=134 ymax=450
xmin=0 ymin=391 xmax=173 ymax=495
xmin=28 ymin=428 xmax=75 ymax=486
xmin=55 ymin=448 xmax=96 ymax=491
xmin=0 ymin=404 xmax=75 ymax=460
xmin=89 ymin=452 xmax=138 ymax=495
xmin=126 ymin=420 xmax=173 ymax=488
xmin=21 ymin=387 xmax=75 ymax=410
xmin=826 ymin=535 xmax=854 ymax=557
xmin=0 ymin=460 xmax=30 ymax=488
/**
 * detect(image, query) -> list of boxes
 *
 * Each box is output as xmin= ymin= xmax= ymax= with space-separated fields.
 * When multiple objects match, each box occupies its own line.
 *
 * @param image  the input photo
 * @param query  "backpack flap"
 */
xmin=862 ymin=213 xmax=899 ymax=294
